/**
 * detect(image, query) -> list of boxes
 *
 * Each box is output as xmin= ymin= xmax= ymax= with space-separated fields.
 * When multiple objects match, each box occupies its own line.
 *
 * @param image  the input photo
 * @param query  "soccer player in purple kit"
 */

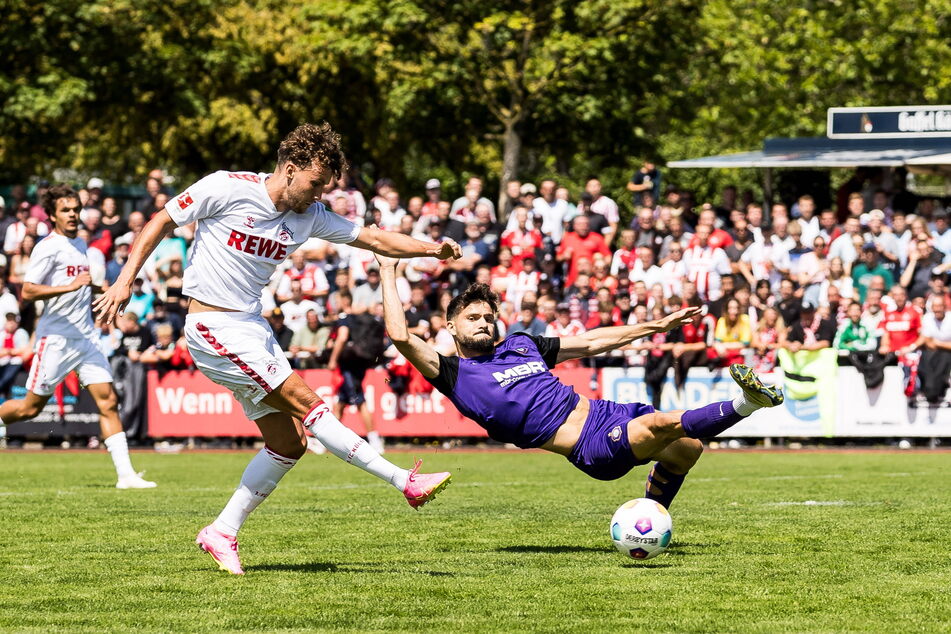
xmin=377 ymin=254 xmax=784 ymax=510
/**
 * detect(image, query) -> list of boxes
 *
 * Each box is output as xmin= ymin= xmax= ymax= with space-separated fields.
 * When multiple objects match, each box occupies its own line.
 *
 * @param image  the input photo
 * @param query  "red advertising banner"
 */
xmin=147 ymin=368 xmax=597 ymax=438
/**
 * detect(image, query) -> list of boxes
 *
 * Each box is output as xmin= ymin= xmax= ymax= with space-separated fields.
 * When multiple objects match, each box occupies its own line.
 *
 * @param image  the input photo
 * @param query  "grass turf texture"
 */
xmin=0 ymin=450 xmax=949 ymax=633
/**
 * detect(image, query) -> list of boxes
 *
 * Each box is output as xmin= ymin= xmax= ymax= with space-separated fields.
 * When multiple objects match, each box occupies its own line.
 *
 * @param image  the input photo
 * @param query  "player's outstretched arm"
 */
xmin=93 ymin=209 xmax=178 ymax=325
xmin=352 ymin=225 xmax=462 ymax=261
xmin=555 ymin=306 xmax=702 ymax=363
xmin=377 ymin=255 xmax=440 ymax=378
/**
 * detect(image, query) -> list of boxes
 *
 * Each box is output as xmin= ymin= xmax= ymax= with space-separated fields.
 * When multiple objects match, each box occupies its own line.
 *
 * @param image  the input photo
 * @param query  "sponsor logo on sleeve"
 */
xmin=176 ymin=192 xmax=194 ymax=210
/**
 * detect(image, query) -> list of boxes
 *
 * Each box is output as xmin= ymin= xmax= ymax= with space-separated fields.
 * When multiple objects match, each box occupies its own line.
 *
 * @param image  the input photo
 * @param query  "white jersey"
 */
xmin=166 ymin=171 xmax=361 ymax=314
xmin=24 ymin=232 xmax=95 ymax=339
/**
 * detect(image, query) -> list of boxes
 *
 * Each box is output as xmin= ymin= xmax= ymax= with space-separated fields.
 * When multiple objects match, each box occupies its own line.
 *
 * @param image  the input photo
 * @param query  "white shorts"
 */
xmin=27 ymin=335 xmax=113 ymax=396
xmin=183 ymin=311 xmax=294 ymax=420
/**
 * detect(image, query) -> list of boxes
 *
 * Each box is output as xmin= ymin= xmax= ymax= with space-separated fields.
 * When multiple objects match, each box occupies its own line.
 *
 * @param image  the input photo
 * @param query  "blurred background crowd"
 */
xmin=2 ymin=163 xmax=951 ymax=411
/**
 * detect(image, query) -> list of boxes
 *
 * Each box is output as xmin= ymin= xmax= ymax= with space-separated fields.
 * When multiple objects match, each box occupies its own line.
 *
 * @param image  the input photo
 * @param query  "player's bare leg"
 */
xmin=264 ymin=373 xmax=449 ymax=508
xmin=0 ymin=392 xmax=49 ymax=449
xmin=87 ymin=382 xmax=155 ymax=489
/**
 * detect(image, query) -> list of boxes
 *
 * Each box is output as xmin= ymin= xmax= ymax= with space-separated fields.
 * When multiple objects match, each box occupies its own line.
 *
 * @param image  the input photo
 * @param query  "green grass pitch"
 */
xmin=0 ymin=449 xmax=949 ymax=633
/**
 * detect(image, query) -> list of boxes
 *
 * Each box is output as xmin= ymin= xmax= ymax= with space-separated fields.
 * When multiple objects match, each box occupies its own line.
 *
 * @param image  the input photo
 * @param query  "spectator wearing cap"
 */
xmin=265 ymin=308 xmax=294 ymax=352
xmin=918 ymin=295 xmax=951 ymax=403
xmin=863 ymin=209 xmax=900 ymax=274
xmin=85 ymin=177 xmax=104 ymax=211
xmin=852 ymin=243 xmax=895 ymax=303
xmin=107 ymin=234 xmax=133 ymax=285
xmin=557 ymin=215 xmax=610 ymax=288
xmin=420 ymin=178 xmax=442 ymax=217
xmin=518 ymin=182 xmax=537 ymax=209
xmin=785 ymin=302 xmax=836 ymax=352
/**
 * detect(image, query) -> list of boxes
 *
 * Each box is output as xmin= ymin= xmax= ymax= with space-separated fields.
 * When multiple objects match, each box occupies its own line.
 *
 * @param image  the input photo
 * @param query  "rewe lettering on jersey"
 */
xmin=226 ymin=230 xmax=288 ymax=261
xmin=65 ymin=265 xmax=90 ymax=277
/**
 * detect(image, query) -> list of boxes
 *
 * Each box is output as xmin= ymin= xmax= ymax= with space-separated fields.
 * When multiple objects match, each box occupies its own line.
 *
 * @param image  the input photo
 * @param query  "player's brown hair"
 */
xmin=277 ymin=122 xmax=348 ymax=179
xmin=447 ymin=283 xmax=499 ymax=321
xmin=42 ymin=183 xmax=79 ymax=218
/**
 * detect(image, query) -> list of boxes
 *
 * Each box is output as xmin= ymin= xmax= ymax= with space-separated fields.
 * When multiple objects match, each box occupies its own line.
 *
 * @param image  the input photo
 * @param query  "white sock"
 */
xmin=213 ymin=447 xmax=297 ymax=536
xmin=367 ymin=430 xmax=380 ymax=443
xmin=303 ymin=401 xmax=408 ymax=491
xmin=732 ymin=395 xmax=759 ymax=417
xmin=103 ymin=432 xmax=136 ymax=479
xmin=0 ymin=423 xmax=6 ymax=438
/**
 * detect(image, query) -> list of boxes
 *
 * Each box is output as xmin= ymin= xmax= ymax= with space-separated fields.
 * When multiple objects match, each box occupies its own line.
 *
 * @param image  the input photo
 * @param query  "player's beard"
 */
xmin=455 ymin=327 xmax=497 ymax=355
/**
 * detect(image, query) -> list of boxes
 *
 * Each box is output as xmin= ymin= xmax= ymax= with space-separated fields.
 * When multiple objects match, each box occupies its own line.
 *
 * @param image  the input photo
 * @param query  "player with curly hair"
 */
xmin=95 ymin=122 xmax=461 ymax=575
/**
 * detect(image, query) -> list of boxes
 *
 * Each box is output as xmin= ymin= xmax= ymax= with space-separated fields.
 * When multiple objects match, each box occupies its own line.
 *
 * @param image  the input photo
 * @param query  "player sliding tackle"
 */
xmin=94 ymin=123 xmax=460 ymax=575
xmin=377 ymin=253 xmax=784 ymax=508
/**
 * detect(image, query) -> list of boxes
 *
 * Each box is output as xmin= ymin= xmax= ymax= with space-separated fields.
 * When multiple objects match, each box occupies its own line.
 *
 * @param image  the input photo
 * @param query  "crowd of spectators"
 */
xmin=2 ymin=165 xmax=951 ymax=411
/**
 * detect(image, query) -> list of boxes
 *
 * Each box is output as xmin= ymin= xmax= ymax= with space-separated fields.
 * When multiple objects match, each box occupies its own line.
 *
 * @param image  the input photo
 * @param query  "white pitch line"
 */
xmin=764 ymin=500 xmax=885 ymax=507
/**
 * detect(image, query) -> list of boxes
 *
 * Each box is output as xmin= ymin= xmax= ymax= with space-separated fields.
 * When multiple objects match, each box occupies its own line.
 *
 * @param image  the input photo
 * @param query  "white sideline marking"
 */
xmin=694 ymin=472 xmax=923 ymax=483
xmin=764 ymin=500 xmax=885 ymax=507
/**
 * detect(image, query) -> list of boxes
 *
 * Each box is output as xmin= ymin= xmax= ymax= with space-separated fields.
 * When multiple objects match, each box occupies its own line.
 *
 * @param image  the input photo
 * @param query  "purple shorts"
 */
xmin=567 ymin=399 xmax=654 ymax=481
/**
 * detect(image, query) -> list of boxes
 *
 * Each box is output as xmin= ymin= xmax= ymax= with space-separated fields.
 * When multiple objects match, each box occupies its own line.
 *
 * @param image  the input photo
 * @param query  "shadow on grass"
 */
xmin=620 ymin=561 xmax=675 ymax=569
xmin=246 ymin=562 xmax=454 ymax=577
xmin=497 ymin=545 xmax=605 ymax=554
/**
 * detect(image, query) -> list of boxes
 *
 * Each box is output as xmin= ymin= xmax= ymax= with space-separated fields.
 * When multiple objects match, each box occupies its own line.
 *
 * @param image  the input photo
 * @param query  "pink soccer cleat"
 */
xmin=403 ymin=459 xmax=451 ymax=509
xmin=196 ymin=525 xmax=244 ymax=575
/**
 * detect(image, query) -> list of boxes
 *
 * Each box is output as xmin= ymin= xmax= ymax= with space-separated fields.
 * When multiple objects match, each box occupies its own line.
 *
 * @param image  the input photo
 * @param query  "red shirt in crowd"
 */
xmin=880 ymin=303 xmax=922 ymax=352
xmin=557 ymin=231 xmax=611 ymax=287
xmin=688 ymin=227 xmax=733 ymax=250
xmin=500 ymin=227 xmax=543 ymax=268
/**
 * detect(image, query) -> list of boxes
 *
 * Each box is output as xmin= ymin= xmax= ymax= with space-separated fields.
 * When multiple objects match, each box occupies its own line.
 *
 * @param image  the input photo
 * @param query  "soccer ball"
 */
xmin=609 ymin=498 xmax=673 ymax=560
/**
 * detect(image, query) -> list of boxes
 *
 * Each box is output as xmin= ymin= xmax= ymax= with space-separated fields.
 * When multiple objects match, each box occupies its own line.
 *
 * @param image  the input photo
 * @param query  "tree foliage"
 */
xmin=1 ymin=0 xmax=949 ymax=203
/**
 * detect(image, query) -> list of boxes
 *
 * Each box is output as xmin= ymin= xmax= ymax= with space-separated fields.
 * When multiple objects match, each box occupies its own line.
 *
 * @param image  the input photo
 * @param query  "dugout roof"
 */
xmin=668 ymin=136 xmax=951 ymax=175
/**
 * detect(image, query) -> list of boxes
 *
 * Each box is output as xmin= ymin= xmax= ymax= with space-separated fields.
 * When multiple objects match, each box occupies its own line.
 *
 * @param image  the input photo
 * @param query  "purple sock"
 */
xmin=645 ymin=462 xmax=687 ymax=509
xmin=680 ymin=400 xmax=745 ymax=439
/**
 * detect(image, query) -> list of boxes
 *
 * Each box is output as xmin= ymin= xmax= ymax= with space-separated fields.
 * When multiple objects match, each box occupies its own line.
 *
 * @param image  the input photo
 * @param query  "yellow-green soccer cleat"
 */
xmin=729 ymin=364 xmax=784 ymax=408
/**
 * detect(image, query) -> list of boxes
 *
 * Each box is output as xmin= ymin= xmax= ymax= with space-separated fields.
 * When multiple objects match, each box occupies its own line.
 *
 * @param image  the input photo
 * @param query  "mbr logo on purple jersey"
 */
xmin=491 ymin=361 xmax=546 ymax=387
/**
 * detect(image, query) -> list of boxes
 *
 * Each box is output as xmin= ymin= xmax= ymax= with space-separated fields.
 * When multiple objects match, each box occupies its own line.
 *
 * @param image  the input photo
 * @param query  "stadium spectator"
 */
xmin=0 ymin=313 xmax=29 ymax=397
xmin=533 ymin=179 xmax=569 ymax=244
xmin=267 ymin=308 xmax=294 ymax=352
xmin=852 ymin=245 xmax=895 ymax=303
xmin=328 ymin=309 xmax=386 ymax=453
xmin=878 ymin=286 xmax=921 ymax=357
xmin=627 ymin=161 xmax=660 ymax=206
xmin=785 ymin=302 xmax=836 ymax=352
xmin=125 ymin=278 xmax=155 ymax=323
xmin=750 ymin=307 xmax=785 ymax=372
xmin=835 ymin=302 xmax=877 ymax=352
xmin=281 ymin=279 xmax=323 ymax=332
xmin=672 ymin=298 xmax=716 ymax=387
xmin=584 ymin=178 xmax=619 ymax=245
xmin=114 ymin=312 xmax=153 ymax=362
xmin=557 ymin=215 xmax=610 ymax=288
xmin=351 ymin=267 xmax=383 ymax=313
xmin=507 ymin=301 xmax=547 ymax=336
xmin=918 ymin=296 xmax=951 ymax=404
xmin=289 ymin=309 xmax=328 ymax=369
xmin=713 ymin=298 xmax=751 ymax=367
xmin=900 ymin=239 xmax=943 ymax=299
xmin=684 ymin=224 xmax=732 ymax=301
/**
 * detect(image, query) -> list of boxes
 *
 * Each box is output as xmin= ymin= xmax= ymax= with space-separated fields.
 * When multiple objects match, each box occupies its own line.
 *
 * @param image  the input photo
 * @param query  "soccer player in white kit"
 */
xmin=95 ymin=123 xmax=462 ymax=575
xmin=0 ymin=185 xmax=156 ymax=489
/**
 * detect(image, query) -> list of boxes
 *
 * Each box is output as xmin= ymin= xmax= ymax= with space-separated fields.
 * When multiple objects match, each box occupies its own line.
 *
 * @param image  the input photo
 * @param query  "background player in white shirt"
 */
xmin=95 ymin=123 xmax=462 ymax=575
xmin=0 ymin=185 xmax=155 ymax=489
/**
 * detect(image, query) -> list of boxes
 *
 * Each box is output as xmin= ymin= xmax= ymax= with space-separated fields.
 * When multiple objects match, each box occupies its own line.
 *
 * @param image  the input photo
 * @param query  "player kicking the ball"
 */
xmin=0 ymin=185 xmax=155 ymax=489
xmin=95 ymin=123 xmax=459 ymax=575
xmin=377 ymin=254 xmax=783 ymax=509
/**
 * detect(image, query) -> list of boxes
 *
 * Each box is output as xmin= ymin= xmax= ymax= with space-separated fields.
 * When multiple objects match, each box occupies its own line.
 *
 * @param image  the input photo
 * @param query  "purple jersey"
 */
xmin=426 ymin=333 xmax=580 ymax=448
